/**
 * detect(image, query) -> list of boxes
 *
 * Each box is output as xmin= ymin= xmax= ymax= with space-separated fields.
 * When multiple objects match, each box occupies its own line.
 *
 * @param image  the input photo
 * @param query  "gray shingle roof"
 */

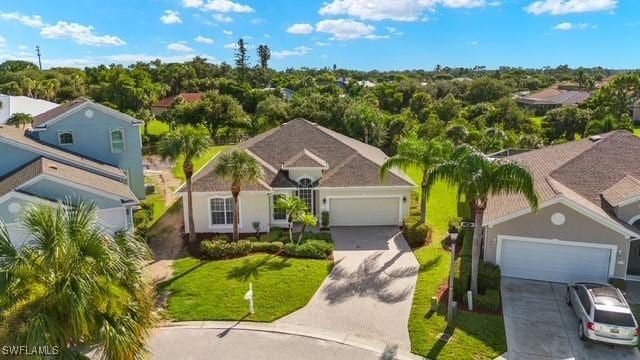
xmin=185 ymin=119 xmax=414 ymax=192
xmin=0 ymin=157 xmax=137 ymax=202
xmin=602 ymin=175 xmax=640 ymax=207
xmin=485 ymin=131 xmax=640 ymax=236
xmin=32 ymin=98 xmax=89 ymax=128
xmin=0 ymin=124 xmax=125 ymax=179
xmin=282 ymin=149 xmax=328 ymax=169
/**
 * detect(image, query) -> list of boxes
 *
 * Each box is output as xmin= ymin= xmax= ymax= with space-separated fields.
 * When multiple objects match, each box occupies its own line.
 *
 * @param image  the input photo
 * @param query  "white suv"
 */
xmin=566 ymin=282 xmax=639 ymax=347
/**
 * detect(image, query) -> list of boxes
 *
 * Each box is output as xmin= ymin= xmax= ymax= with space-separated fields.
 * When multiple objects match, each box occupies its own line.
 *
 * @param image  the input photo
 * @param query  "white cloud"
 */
xmin=526 ymin=0 xmax=617 ymax=15
xmin=195 ymin=35 xmax=214 ymax=44
xmin=183 ymin=0 xmax=204 ymax=7
xmin=41 ymin=21 xmax=125 ymax=46
xmin=19 ymin=45 xmax=27 ymax=50
xmin=201 ymin=0 xmax=254 ymax=13
xmin=223 ymin=30 xmax=233 ymax=36
xmin=318 ymin=0 xmax=486 ymax=22
xmin=0 ymin=11 xmax=45 ymax=28
xmin=161 ymin=10 xmax=182 ymax=24
xmin=287 ymin=23 xmax=314 ymax=34
xmin=271 ymin=46 xmax=311 ymax=59
xmin=0 ymin=35 xmax=6 ymax=46
xmin=212 ymin=13 xmax=233 ymax=22
xmin=251 ymin=18 xmax=265 ymax=24
xmin=223 ymin=42 xmax=237 ymax=49
xmin=263 ymin=34 xmax=271 ymax=38
xmin=364 ymin=34 xmax=390 ymax=40
xmin=315 ymin=19 xmax=375 ymax=40
xmin=315 ymin=41 xmax=331 ymax=46
xmin=553 ymin=22 xmax=593 ymax=30
xmin=167 ymin=42 xmax=195 ymax=52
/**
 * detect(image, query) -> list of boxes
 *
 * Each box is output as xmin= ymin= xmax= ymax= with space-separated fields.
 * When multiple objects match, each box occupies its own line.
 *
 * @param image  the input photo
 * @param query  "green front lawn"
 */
xmin=634 ymin=125 xmax=640 ymax=137
xmin=146 ymin=120 xmax=170 ymax=136
xmin=405 ymin=169 xmax=507 ymax=359
xmin=163 ymin=255 xmax=332 ymax=322
xmin=172 ymin=145 xmax=230 ymax=181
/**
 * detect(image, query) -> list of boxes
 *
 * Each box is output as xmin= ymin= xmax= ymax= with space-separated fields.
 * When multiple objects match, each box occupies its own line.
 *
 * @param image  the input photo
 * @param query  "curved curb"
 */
xmin=155 ymin=321 xmax=423 ymax=360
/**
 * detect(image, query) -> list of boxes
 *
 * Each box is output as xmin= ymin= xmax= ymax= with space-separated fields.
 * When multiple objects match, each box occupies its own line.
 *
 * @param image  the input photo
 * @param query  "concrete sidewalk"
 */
xmin=153 ymin=321 xmax=423 ymax=360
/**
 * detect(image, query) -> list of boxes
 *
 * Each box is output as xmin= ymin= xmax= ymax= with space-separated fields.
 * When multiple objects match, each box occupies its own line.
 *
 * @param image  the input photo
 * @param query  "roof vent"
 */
xmin=311 ymin=122 xmax=318 ymax=126
xmin=280 ymin=122 xmax=287 ymax=127
xmin=48 ymin=165 xmax=58 ymax=170
xmin=589 ymin=135 xmax=603 ymax=142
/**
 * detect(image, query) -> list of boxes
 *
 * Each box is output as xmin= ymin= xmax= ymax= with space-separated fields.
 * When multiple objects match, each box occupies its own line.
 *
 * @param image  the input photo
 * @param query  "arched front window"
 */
xmin=297 ymin=178 xmax=314 ymax=213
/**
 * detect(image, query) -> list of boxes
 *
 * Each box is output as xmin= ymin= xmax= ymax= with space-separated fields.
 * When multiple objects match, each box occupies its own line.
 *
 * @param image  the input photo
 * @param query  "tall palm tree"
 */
xmin=6 ymin=112 xmax=33 ymax=129
xmin=380 ymin=137 xmax=455 ymax=224
xmin=0 ymin=201 xmax=154 ymax=359
xmin=275 ymin=196 xmax=307 ymax=243
xmin=428 ymin=146 xmax=539 ymax=295
xmin=214 ymin=150 xmax=264 ymax=242
xmin=159 ymin=125 xmax=211 ymax=243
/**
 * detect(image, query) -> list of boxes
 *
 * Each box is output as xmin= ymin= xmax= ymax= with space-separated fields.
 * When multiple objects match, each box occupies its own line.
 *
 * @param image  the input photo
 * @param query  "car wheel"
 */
xmin=566 ymin=289 xmax=572 ymax=306
xmin=578 ymin=322 xmax=587 ymax=341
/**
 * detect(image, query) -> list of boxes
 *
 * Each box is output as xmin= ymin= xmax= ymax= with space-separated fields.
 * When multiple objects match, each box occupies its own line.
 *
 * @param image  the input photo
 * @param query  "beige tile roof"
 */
xmin=0 ymin=157 xmax=137 ymax=202
xmin=186 ymin=119 xmax=415 ymax=192
xmin=601 ymin=175 xmax=640 ymax=207
xmin=485 ymin=131 xmax=640 ymax=233
xmin=0 ymin=124 xmax=125 ymax=179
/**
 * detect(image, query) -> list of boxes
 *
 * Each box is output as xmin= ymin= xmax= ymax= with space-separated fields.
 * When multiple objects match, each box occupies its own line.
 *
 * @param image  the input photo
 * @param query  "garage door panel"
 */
xmin=500 ymin=238 xmax=611 ymax=283
xmin=330 ymin=198 xmax=399 ymax=226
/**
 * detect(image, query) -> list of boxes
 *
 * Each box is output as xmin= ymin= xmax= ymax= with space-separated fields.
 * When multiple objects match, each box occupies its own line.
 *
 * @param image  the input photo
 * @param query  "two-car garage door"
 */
xmin=499 ymin=237 xmax=613 ymax=283
xmin=329 ymin=197 xmax=400 ymax=226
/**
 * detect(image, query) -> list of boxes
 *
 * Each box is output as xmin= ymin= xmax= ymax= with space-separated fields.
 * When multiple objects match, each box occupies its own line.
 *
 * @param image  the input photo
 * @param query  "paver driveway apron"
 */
xmin=278 ymin=226 xmax=420 ymax=350
xmin=501 ymin=277 xmax=640 ymax=360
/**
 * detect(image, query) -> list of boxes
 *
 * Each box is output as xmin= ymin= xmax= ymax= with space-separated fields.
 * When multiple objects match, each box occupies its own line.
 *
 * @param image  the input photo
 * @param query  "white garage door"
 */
xmin=499 ymin=237 xmax=612 ymax=283
xmin=330 ymin=197 xmax=399 ymax=226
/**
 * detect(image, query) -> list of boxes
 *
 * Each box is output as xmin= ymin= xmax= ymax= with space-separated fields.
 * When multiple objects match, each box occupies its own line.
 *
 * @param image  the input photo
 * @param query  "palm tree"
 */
xmin=296 ymin=213 xmax=318 ymax=244
xmin=159 ymin=125 xmax=211 ymax=243
xmin=275 ymin=196 xmax=307 ymax=243
xmin=6 ymin=112 xmax=33 ymax=129
xmin=428 ymin=146 xmax=539 ymax=295
xmin=380 ymin=136 xmax=455 ymax=224
xmin=214 ymin=150 xmax=264 ymax=242
xmin=0 ymin=201 xmax=154 ymax=359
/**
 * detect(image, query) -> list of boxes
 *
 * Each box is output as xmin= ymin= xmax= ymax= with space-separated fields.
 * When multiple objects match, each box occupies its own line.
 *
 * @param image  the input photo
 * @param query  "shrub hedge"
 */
xmin=200 ymin=240 xmax=251 ymax=259
xmin=478 ymin=262 xmax=501 ymax=293
xmin=250 ymin=241 xmax=284 ymax=254
xmin=284 ymin=240 xmax=334 ymax=259
xmin=475 ymin=289 xmax=501 ymax=312
xmin=453 ymin=229 xmax=473 ymax=301
xmin=403 ymin=216 xmax=431 ymax=248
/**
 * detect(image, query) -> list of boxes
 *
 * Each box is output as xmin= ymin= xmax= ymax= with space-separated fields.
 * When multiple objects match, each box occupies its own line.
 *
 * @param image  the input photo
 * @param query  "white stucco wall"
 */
xmin=183 ymin=191 xmax=271 ymax=234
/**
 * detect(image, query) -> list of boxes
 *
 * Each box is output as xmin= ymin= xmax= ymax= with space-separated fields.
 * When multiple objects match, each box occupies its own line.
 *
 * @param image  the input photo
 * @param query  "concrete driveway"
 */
xmin=501 ymin=277 xmax=640 ymax=359
xmin=278 ymin=226 xmax=420 ymax=351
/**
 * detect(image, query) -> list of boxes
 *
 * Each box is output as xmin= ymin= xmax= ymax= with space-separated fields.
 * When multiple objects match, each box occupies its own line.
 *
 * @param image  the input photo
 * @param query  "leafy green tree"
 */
xmin=428 ymin=146 xmax=539 ymax=295
xmin=159 ymin=126 xmax=211 ymax=243
xmin=446 ymin=123 xmax=469 ymax=145
xmin=296 ymin=213 xmax=318 ymax=244
xmin=234 ymin=38 xmax=250 ymax=82
xmin=381 ymin=137 xmax=455 ymax=224
xmin=343 ymin=100 xmax=386 ymax=146
xmin=466 ymin=77 xmax=510 ymax=104
xmin=409 ymin=91 xmax=434 ymax=122
xmin=542 ymin=107 xmax=591 ymax=141
xmin=275 ymin=197 xmax=308 ymax=243
xmin=255 ymin=95 xmax=289 ymax=130
xmin=214 ymin=151 xmax=264 ymax=241
xmin=257 ymin=44 xmax=271 ymax=71
xmin=434 ymin=94 xmax=461 ymax=123
xmin=0 ymin=201 xmax=154 ymax=359
xmin=585 ymin=114 xmax=633 ymax=135
xmin=485 ymin=97 xmax=533 ymax=132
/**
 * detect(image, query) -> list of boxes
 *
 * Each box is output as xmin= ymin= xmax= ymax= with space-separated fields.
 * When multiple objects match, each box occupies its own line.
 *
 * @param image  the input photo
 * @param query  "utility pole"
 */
xmin=35 ymin=45 xmax=42 ymax=70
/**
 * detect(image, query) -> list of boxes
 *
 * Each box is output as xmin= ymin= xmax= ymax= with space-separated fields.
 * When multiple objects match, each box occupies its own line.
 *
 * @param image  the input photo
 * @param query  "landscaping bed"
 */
xmin=162 ymin=254 xmax=332 ymax=322
xmin=404 ymin=173 xmax=507 ymax=359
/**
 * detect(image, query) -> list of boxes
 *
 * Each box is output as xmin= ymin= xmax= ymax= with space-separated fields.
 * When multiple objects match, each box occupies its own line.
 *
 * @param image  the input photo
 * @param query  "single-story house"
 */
xmin=0 ymin=94 xmax=58 ymax=124
xmin=483 ymin=131 xmax=640 ymax=283
xmin=151 ymin=92 xmax=204 ymax=115
xmin=516 ymin=87 xmax=592 ymax=111
xmin=179 ymin=119 xmax=416 ymax=234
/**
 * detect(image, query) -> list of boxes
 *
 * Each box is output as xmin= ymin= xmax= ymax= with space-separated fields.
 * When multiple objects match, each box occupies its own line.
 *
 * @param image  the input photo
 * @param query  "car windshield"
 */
xmin=594 ymin=310 xmax=636 ymax=327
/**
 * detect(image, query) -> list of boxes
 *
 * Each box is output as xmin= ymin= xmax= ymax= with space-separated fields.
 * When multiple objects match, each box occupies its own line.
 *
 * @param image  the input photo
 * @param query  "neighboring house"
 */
xmin=262 ymin=87 xmax=296 ymax=101
xmin=483 ymin=131 xmax=640 ymax=283
xmin=179 ymin=119 xmax=415 ymax=234
xmin=151 ymin=92 xmax=204 ymax=115
xmin=0 ymin=94 xmax=58 ymax=124
xmin=516 ymin=87 xmax=592 ymax=111
xmin=0 ymin=98 xmax=144 ymax=246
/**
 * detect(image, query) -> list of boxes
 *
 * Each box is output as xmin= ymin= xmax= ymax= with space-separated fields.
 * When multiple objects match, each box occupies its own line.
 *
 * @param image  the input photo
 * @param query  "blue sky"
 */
xmin=0 ymin=0 xmax=638 ymax=70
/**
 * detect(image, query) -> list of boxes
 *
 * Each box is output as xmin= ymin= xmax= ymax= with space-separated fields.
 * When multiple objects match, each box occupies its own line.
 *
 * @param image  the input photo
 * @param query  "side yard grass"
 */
xmin=162 ymin=255 xmax=332 ymax=322
xmin=405 ymin=168 xmax=507 ymax=359
xmin=172 ymin=145 xmax=230 ymax=181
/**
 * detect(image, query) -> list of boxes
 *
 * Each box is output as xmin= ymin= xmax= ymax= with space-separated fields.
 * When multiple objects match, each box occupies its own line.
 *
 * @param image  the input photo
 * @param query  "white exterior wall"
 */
xmin=288 ymin=168 xmax=323 ymax=182
xmin=0 ymin=95 xmax=58 ymax=123
xmin=183 ymin=191 xmax=271 ymax=234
